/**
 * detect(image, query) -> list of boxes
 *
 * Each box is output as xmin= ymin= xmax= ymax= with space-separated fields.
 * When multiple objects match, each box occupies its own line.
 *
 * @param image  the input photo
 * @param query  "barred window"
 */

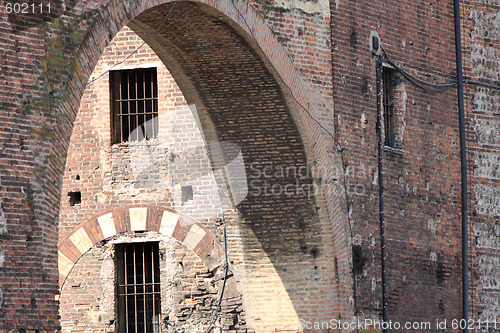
xmin=111 ymin=68 xmax=159 ymax=144
xmin=116 ymin=242 xmax=161 ymax=333
xmin=382 ymin=67 xmax=396 ymax=148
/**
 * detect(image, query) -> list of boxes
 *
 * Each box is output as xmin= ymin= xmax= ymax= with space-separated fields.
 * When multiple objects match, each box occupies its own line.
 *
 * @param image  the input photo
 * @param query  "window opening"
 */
xmin=111 ymin=68 xmax=159 ymax=144
xmin=181 ymin=185 xmax=193 ymax=203
xmin=382 ymin=67 xmax=396 ymax=147
xmin=116 ymin=242 xmax=161 ymax=333
xmin=68 ymin=191 xmax=81 ymax=206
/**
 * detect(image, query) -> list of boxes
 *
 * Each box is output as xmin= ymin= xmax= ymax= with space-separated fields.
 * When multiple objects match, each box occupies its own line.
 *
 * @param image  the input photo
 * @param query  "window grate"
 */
xmin=382 ymin=67 xmax=396 ymax=148
xmin=116 ymin=242 xmax=161 ymax=333
xmin=111 ymin=68 xmax=159 ymax=144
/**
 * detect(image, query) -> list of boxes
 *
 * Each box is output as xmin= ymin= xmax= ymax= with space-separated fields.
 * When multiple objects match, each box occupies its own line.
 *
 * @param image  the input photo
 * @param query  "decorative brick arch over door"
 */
xmin=58 ymin=206 xmax=223 ymax=288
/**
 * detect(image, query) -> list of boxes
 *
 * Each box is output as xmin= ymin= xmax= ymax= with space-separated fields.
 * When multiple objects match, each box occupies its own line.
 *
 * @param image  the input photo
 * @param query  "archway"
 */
xmin=52 ymin=0 xmax=352 ymax=331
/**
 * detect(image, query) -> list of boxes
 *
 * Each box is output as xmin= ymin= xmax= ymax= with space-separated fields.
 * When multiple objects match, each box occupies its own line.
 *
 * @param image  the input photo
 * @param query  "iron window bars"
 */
xmin=382 ymin=67 xmax=396 ymax=148
xmin=111 ymin=68 xmax=159 ymax=144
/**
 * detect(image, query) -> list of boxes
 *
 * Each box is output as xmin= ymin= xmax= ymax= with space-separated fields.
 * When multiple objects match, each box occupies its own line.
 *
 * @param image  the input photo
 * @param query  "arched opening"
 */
xmin=54 ymin=1 xmax=352 ymax=331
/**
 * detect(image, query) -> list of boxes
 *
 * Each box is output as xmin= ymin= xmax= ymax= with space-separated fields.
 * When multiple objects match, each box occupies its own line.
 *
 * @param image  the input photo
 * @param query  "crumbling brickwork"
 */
xmin=60 ymin=231 xmax=248 ymax=333
xmin=58 ymin=26 xmax=247 ymax=332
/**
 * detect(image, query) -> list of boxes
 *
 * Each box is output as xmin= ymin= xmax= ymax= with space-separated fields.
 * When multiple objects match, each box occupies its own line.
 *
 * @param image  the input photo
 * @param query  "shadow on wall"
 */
xmin=125 ymin=3 xmax=341 ymax=330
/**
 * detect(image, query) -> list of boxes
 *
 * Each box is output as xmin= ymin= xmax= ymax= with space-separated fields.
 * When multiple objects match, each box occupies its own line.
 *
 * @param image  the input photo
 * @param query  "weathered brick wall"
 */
xmin=330 ymin=0 xmax=468 ymax=328
xmin=58 ymin=26 xmax=250 ymax=332
xmin=2 ymin=0 xmax=351 ymax=328
xmin=462 ymin=0 xmax=500 ymax=326
xmin=58 ymin=25 xmax=221 ymax=240
xmin=331 ymin=0 xmax=500 ymax=330
xmin=1 ymin=0 xmax=499 ymax=331
xmin=0 ymin=2 xmax=61 ymax=329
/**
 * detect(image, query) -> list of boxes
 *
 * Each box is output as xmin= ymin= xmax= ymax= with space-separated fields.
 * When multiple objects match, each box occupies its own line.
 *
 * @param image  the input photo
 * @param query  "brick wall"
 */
xmin=331 ymin=0 xmax=466 ymax=327
xmin=0 ymin=2 xmax=60 ymax=328
xmin=60 ymin=231 xmax=247 ymax=333
xmin=0 ymin=0 xmax=499 ymax=331
xmin=331 ymin=0 xmax=500 ymax=331
xmin=58 ymin=26 xmax=251 ymax=332
xmin=462 ymin=0 xmax=500 ymax=325
xmin=58 ymin=25 xmax=220 ymax=240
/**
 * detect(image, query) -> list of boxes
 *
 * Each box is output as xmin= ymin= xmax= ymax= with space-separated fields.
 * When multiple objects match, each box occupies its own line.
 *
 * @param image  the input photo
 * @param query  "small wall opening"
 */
xmin=68 ymin=192 xmax=81 ymax=206
xmin=181 ymin=186 xmax=193 ymax=203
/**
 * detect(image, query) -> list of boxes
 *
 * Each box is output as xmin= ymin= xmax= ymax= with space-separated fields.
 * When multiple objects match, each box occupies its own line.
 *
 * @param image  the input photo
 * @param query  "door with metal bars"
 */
xmin=116 ymin=242 xmax=162 ymax=333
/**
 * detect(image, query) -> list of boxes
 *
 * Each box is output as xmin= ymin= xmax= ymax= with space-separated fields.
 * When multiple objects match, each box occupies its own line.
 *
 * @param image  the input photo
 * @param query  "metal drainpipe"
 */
xmin=453 ymin=0 xmax=469 ymax=331
xmin=375 ymin=56 xmax=389 ymax=332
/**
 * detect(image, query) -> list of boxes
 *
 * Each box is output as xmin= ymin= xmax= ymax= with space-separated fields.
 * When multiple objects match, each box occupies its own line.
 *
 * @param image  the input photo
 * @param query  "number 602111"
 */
xmin=4 ymin=2 xmax=51 ymax=14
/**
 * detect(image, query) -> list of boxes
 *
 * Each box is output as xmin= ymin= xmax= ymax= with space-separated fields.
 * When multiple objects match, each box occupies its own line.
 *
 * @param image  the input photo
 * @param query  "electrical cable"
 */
xmin=464 ymin=78 xmax=500 ymax=90
xmin=381 ymin=47 xmax=500 ymax=92
xmin=162 ymin=320 xmax=181 ymax=333
xmin=382 ymin=58 xmax=457 ymax=92
xmin=380 ymin=45 xmax=458 ymax=91
xmin=228 ymin=0 xmax=342 ymax=149
xmin=375 ymin=56 xmax=388 ymax=333
xmin=227 ymin=0 xmax=353 ymax=221
xmin=202 ymin=212 xmax=229 ymax=333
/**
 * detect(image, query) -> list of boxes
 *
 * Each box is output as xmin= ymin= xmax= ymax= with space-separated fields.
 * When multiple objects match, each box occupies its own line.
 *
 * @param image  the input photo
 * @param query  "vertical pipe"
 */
xmin=453 ymin=0 xmax=469 ymax=331
xmin=376 ymin=57 xmax=388 ymax=331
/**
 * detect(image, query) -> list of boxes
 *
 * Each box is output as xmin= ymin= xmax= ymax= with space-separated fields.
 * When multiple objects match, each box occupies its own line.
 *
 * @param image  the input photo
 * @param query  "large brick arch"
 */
xmin=58 ymin=206 xmax=223 ymax=288
xmin=50 ymin=0 xmax=351 ymax=330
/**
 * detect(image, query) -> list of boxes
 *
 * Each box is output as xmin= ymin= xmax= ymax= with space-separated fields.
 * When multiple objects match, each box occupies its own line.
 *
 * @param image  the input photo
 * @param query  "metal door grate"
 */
xmin=116 ymin=242 xmax=161 ymax=333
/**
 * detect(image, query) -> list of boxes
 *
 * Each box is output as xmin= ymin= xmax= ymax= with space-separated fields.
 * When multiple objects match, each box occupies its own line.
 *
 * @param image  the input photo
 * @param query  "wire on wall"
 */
xmin=381 ymin=46 xmax=500 ymax=92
